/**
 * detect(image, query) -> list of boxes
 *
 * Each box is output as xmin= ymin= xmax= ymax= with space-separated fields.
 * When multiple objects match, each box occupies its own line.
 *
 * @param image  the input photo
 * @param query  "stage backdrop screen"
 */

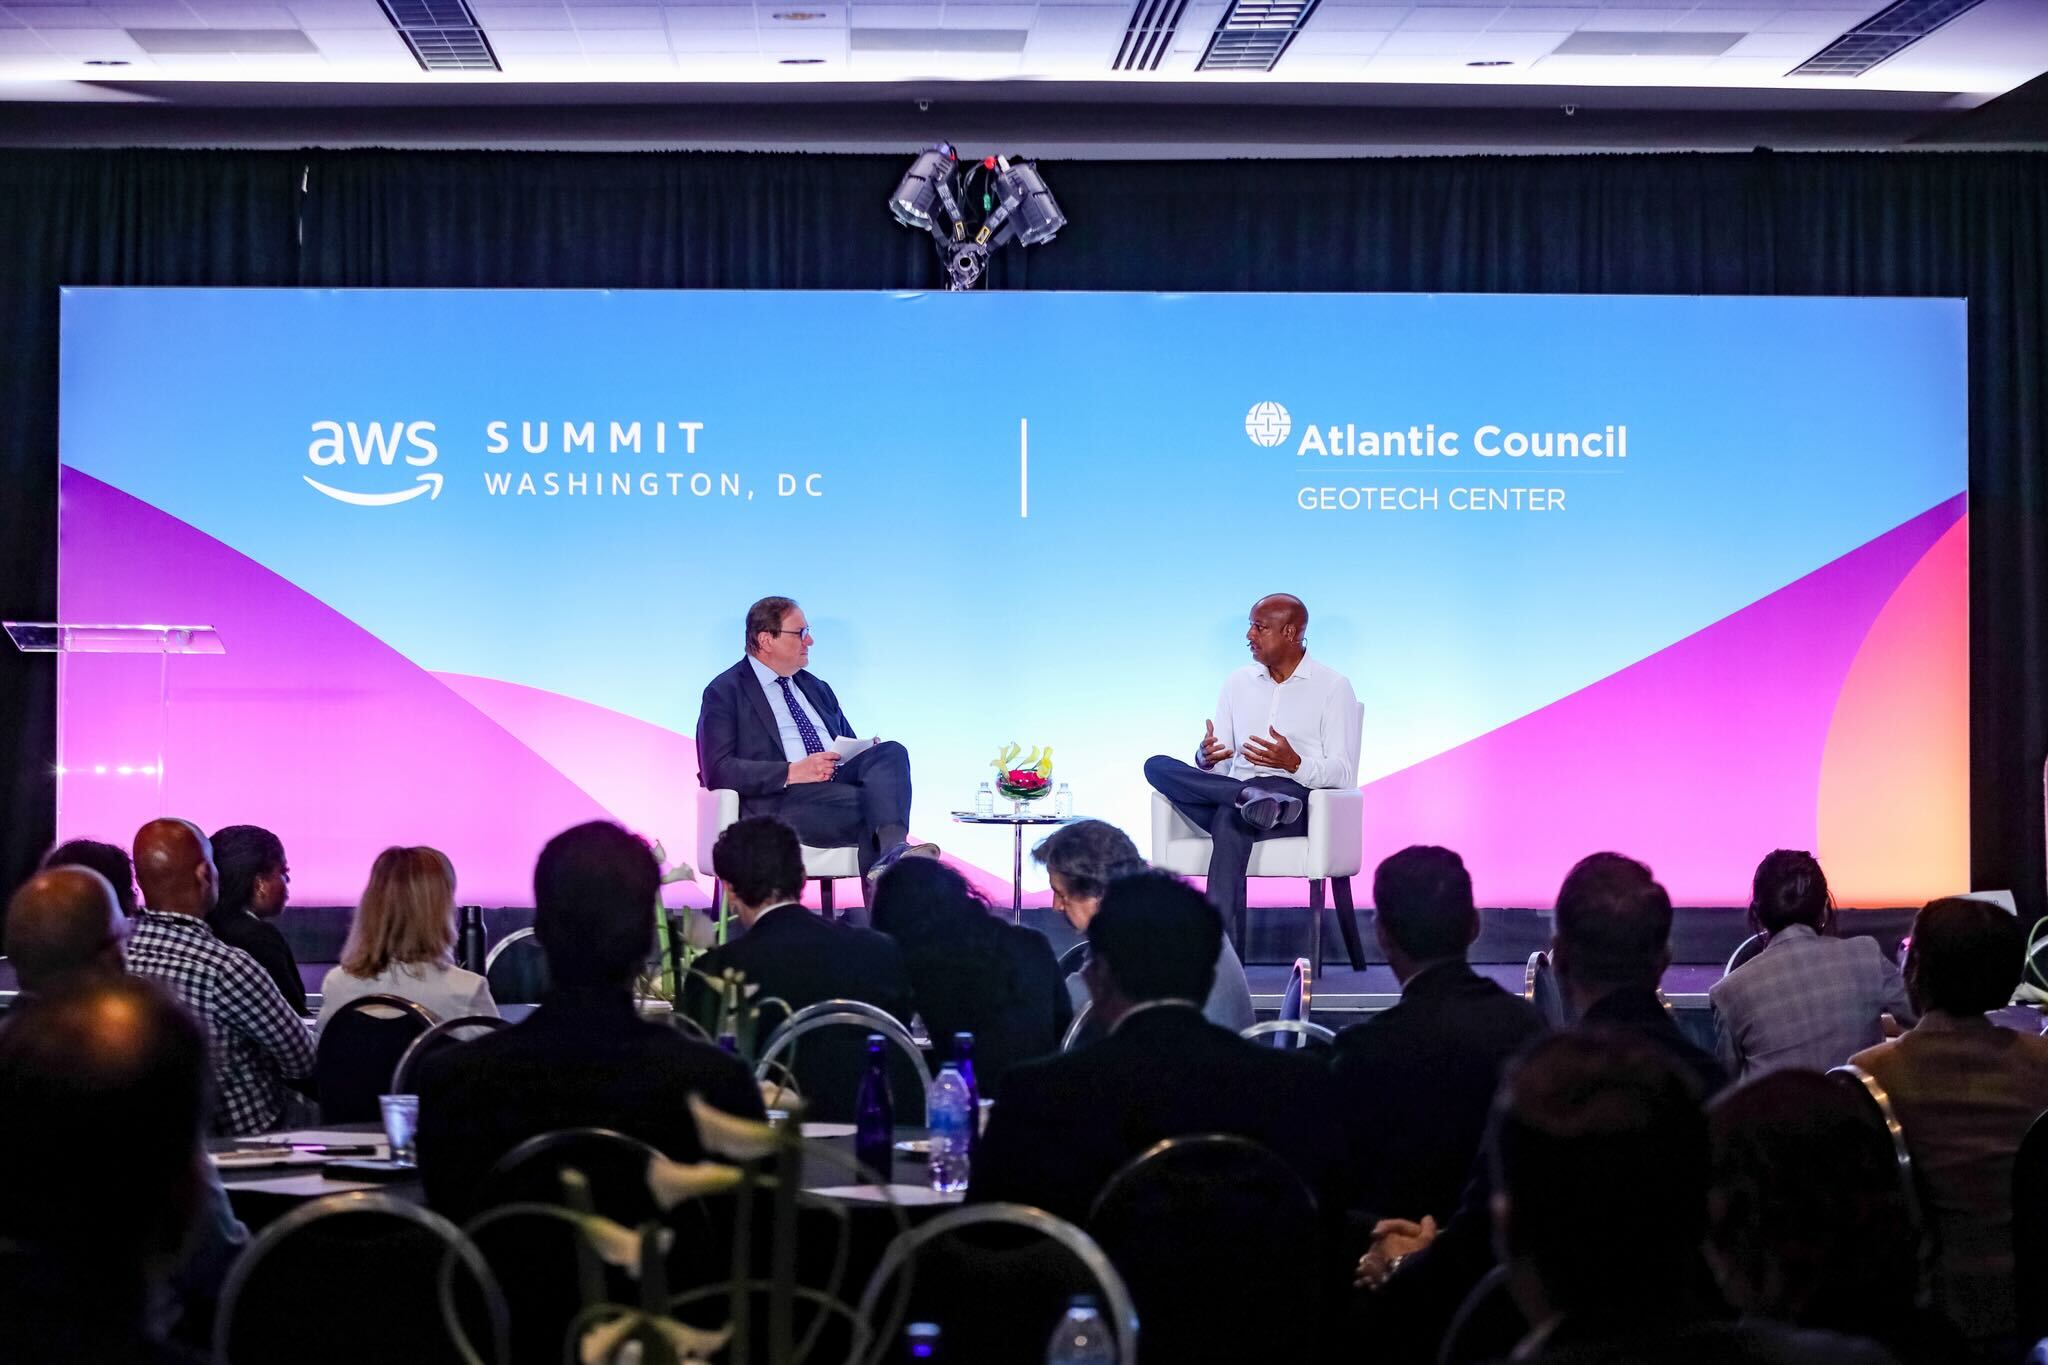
xmin=56 ymin=289 xmax=1968 ymax=909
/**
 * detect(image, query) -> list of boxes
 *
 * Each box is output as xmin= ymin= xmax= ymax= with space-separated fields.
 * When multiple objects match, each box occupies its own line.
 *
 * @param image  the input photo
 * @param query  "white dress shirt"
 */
xmin=1205 ymin=652 xmax=1360 ymax=789
xmin=748 ymin=654 xmax=835 ymax=763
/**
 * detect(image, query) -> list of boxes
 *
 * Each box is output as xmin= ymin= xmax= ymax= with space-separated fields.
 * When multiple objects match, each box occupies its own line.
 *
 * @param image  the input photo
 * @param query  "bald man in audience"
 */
xmin=0 ymin=976 xmax=214 ymax=1364
xmin=5 ymin=865 xmax=128 ymax=992
xmin=2 ymin=862 xmax=249 ymax=1344
xmin=126 ymin=818 xmax=313 ymax=1135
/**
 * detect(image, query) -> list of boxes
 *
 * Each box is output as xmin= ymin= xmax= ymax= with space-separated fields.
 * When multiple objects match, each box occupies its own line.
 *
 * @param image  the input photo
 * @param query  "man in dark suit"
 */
xmin=1330 ymin=846 xmax=1544 ymax=1232
xmin=415 ymin=821 xmax=764 ymax=1218
xmin=684 ymin=816 xmax=915 ymax=1120
xmin=696 ymin=596 xmax=915 ymax=884
xmin=969 ymin=870 xmax=1341 ymax=1227
xmin=1357 ymin=852 xmax=1729 ymax=1364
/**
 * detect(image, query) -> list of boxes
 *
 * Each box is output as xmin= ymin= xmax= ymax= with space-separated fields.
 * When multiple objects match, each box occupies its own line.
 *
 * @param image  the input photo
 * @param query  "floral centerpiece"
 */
xmin=992 ymin=742 xmax=1054 ymax=811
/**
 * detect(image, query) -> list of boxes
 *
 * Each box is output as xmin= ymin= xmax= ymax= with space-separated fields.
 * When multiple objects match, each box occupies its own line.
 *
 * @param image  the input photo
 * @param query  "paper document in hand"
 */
xmin=831 ymin=737 xmax=877 ymax=760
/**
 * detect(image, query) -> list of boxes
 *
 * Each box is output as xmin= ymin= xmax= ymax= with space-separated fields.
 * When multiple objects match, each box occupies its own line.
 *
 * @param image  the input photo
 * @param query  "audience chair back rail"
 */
xmin=854 ymin=1202 xmax=1141 ymax=1365
xmin=755 ymin=998 xmax=934 ymax=1105
xmin=390 ymin=1013 xmax=511 ymax=1096
xmin=1829 ymin=1062 xmax=1938 ymax=1309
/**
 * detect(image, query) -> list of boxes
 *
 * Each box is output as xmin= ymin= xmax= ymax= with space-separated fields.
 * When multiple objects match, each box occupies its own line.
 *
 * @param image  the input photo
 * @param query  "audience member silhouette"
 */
xmin=1707 ymin=1069 xmax=1965 ymax=1365
xmin=870 ymin=856 xmax=1069 ymax=1098
xmin=126 ymin=818 xmax=313 ymax=1135
xmin=0 ymin=976 xmax=213 ymax=1364
xmin=1492 ymin=1031 xmax=1891 ymax=1363
xmin=205 ymin=824 xmax=306 ymax=1015
xmin=414 ymin=819 xmax=764 ymax=1218
xmin=1709 ymin=850 xmax=1914 ymax=1078
xmin=5 ymin=865 xmax=129 ymax=992
xmin=1850 ymin=896 xmax=2048 ymax=1352
xmin=1034 ymin=818 xmax=1253 ymax=1033
xmin=41 ymin=837 xmax=138 ymax=917
xmin=970 ymin=869 xmax=1340 ymax=1225
xmin=1330 ymin=845 xmax=1545 ymax=1234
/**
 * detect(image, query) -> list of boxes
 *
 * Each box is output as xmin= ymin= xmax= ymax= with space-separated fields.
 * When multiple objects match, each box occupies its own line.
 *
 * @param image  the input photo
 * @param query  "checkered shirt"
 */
xmin=1708 ymin=923 xmax=1917 ymax=1079
xmin=127 ymin=909 xmax=315 ymax=1136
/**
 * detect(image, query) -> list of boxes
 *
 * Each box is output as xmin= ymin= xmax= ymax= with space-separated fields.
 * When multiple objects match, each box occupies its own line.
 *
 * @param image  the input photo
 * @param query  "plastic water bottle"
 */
xmin=854 ymin=1033 xmax=894 ymax=1183
xmin=951 ymin=1031 xmax=981 ymax=1155
xmin=975 ymin=781 xmax=995 ymax=817
xmin=1045 ymin=1295 xmax=1114 ymax=1365
xmin=905 ymin=1322 xmax=942 ymax=1360
xmin=927 ymin=1062 xmax=974 ymax=1193
xmin=1054 ymin=783 xmax=1072 ymax=818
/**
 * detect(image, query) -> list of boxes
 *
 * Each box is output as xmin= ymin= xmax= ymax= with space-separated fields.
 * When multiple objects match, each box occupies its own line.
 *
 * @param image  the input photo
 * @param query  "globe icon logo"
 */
xmin=1245 ymin=401 xmax=1291 ymax=447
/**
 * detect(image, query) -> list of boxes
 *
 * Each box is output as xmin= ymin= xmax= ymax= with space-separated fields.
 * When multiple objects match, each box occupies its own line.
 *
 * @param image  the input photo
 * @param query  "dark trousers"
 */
xmin=1144 ymin=754 xmax=1308 ymax=946
xmin=774 ymin=740 xmax=913 ymax=879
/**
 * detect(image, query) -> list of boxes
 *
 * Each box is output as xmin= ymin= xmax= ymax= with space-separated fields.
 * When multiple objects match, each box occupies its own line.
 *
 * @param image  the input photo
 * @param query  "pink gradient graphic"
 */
xmin=1353 ymin=495 xmax=1967 ymax=906
xmin=57 ymin=467 xmax=1967 ymax=908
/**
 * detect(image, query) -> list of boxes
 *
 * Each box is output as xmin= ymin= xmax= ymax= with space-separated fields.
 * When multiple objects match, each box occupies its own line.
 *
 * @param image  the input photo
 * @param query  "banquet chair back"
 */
xmin=2016 ymin=1108 xmax=2048 ymax=1342
xmin=1266 ymin=956 xmax=1311 ymax=1047
xmin=470 ymin=1127 xmax=707 ymax=1365
xmin=483 ymin=928 xmax=551 ymax=1006
xmin=315 ymin=993 xmax=437 ymax=1122
xmin=390 ymin=1013 xmax=509 ymax=1094
xmin=1440 ymin=1265 xmax=1526 ymax=1365
xmin=1062 ymin=998 xmax=1097 ymax=1052
xmin=1524 ymin=951 xmax=1568 ymax=1029
xmin=1829 ymin=1063 xmax=1935 ymax=1306
xmin=755 ymin=999 xmax=932 ymax=1125
xmin=1240 ymin=1019 xmax=1335 ymax=1049
xmin=1724 ymin=932 xmax=1770 ymax=977
xmin=1057 ymin=940 xmax=1090 ymax=976
xmin=1088 ymin=1134 xmax=1318 ymax=1365
xmin=215 ymin=1191 xmax=508 ymax=1365
xmin=856 ymin=1203 xmax=1139 ymax=1365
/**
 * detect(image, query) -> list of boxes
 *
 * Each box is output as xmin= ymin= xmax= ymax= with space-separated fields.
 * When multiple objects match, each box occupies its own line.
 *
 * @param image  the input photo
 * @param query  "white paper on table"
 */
xmin=228 ymin=1173 xmax=385 ymax=1196
xmin=800 ymin=1122 xmax=858 ymax=1139
xmin=809 ymin=1184 xmax=965 ymax=1206
xmin=212 ymin=1149 xmax=332 ymax=1170
xmin=830 ymin=737 xmax=877 ymax=760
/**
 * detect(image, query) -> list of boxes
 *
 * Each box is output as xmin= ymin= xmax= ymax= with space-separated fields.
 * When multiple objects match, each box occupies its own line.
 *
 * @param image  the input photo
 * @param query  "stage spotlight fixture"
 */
xmin=888 ymin=146 xmax=1066 ymax=290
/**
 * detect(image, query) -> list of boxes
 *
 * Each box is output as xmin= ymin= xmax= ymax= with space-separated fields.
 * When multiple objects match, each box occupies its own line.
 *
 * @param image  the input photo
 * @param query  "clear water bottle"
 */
xmin=854 ymin=1033 xmax=894 ymax=1183
xmin=974 ymin=781 xmax=995 ymax=817
xmin=1045 ymin=1295 xmax=1114 ymax=1365
xmin=927 ymin=1062 xmax=974 ymax=1193
xmin=951 ymin=1031 xmax=981 ymax=1156
xmin=906 ymin=1322 xmax=942 ymax=1360
xmin=1053 ymin=783 xmax=1073 ymax=818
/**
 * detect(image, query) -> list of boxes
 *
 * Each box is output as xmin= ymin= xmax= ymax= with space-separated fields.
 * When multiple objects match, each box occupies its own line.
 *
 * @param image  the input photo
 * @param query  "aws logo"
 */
xmin=305 ymin=421 xmax=443 ymax=507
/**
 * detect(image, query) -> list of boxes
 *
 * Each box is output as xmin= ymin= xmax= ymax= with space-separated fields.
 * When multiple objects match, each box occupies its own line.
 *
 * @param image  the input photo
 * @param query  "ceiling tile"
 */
xmin=1485 ymin=7 xmax=1591 ymax=31
xmin=571 ymin=5 xmax=668 ymax=25
xmin=664 ymin=24 xmax=757 ymax=44
xmin=939 ymin=3 xmax=1032 ymax=26
xmin=1288 ymin=26 xmax=1384 ymax=52
xmin=285 ymin=2 xmax=389 ymax=28
xmin=1029 ymin=4 xmax=1123 ymax=30
xmin=848 ymin=5 xmax=940 ymax=24
xmin=1758 ymin=10 xmax=1866 ymax=33
xmin=38 ymin=24 xmax=143 ymax=47
xmin=658 ymin=3 xmax=753 ymax=24
xmin=1576 ymin=8 xmax=1674 ymax=31
xmin=182 ymin=2 xmax=302 ymax=25
xmin=9 ymin=5 xmax=120 ymax=24
xmin=1377 ymin=27 xmax=1472 ymax=51
xmin=1311 ymin=5 xmax=1403 ymax=29
xmin=482 ymin=26 xmax=583 ymax=47
xmin=1398 ymin=7 xmax=1496 ymax=31
xmin=474 ymin=6 xmax=578 ymax=28
xmin=1723 ymin=30 xmax=1823 ymax=57
xmin=300 ymin=24 xmax=405 ymax=47
xmin=577 ymin=26 xmax=668 ymax=46
xmin=1668 ymin=9 xmax=1769 ymax=32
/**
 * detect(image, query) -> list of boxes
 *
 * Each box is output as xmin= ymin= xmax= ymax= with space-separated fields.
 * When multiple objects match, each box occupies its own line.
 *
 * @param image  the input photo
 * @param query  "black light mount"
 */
xmin=888 ymin=144 xmax=1067 ymax=290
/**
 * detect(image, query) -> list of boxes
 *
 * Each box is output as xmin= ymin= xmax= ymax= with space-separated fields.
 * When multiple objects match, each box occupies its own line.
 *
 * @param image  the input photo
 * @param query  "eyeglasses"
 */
xmin=768 ymin=628 xmax=814 ymax=643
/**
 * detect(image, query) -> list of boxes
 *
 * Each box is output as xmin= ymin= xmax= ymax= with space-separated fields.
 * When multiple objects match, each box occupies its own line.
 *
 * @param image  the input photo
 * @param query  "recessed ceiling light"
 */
xmin=83 ymin=58 xmax=132 ymax=66
xmin=778 ymin=56 xmax=825 ymax=63
xmin=1466 ymin=60 xmax=1512 ymax=67
xmin=771 ymin=10 xmax=827 ymax=19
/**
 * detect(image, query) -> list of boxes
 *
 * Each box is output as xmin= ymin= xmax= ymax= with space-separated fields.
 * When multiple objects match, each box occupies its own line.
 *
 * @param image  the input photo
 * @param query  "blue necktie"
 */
xmin=775 ymin=676 xmax=827 ymax=757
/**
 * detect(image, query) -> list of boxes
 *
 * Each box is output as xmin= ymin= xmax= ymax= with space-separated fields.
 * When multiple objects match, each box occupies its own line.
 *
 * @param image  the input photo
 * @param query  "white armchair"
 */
xmin=1148 ymin=703 xmax=1368 ymax=969
xmin=695 ymin=787 xmax=862 ymax=917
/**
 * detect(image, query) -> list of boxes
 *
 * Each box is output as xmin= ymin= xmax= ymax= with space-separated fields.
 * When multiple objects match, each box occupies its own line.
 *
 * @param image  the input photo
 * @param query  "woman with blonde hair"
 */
xmin=315 ymin=846 xmax=497 ymax=1034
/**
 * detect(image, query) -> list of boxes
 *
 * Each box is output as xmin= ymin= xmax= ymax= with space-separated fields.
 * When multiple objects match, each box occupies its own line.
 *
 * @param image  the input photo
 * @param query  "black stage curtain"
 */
xmin=3 ymin=149 xmax=2044 ymax=913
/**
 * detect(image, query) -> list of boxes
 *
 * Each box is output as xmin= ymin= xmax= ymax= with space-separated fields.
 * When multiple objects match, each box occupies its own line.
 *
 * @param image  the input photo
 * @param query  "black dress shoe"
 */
xmin=1236 ymin=789 xmax=1304 ymax=831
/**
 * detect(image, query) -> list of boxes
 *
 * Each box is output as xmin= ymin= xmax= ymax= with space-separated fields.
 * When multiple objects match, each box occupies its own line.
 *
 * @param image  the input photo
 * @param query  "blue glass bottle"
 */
xmin=854 ymin=1032 xmax=894 ymax=1183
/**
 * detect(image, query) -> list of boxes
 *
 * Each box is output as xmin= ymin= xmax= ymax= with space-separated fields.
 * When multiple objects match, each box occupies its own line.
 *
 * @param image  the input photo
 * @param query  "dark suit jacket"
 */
xmin=969 ymin=1002 xmax=1342 ymax=1227
xmin=204 ymin=906 xmax=307 ymax=1016
xmin=696 ymin=658 xmax=853 ymax=815
xmin=413 ymin=989 xmax=765 ymax=1218
xmin=901 ymin=921 xmax=1074 ymax=1101
xmin=1331 ymin=960 xmax=1547 ymax=1225
xmin=683 ymin=904 xmax=915 ymax=1121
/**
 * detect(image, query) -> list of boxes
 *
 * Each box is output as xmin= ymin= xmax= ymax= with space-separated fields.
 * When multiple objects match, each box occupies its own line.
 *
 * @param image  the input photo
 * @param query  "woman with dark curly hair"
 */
xmin=871 ymin=857 xmax=1070 ymax=1098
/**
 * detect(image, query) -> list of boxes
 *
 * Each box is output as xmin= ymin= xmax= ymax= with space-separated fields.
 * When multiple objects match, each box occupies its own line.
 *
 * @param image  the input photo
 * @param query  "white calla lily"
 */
xmin=646 ymin=1154 xmax=743 ymax=1211
xmin=689 ymin=1093 xmax=781 ymax=1162
xmin=580 ymin=1313 xmax=734 ymax=1365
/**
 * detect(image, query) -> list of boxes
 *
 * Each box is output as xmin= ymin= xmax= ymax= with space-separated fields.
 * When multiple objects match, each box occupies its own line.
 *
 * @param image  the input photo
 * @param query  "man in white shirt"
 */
xmin=696 ymin=595 xmax=916 ymax=888
xmin=1143 ymin=594 xmax=1359 ymax=949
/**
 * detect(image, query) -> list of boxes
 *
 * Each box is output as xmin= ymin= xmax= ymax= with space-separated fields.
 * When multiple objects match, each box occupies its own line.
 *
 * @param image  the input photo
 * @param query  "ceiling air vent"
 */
xmin=1114 ymin=0 xmax=1190 ymax=73
xmin=1790 ymin=0 xmax=1987 ymax=77
xmin=1196 ymin=0 xmax=1322 ymax=73
xmin=378 ymin=0 xmax=500 ymax=72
